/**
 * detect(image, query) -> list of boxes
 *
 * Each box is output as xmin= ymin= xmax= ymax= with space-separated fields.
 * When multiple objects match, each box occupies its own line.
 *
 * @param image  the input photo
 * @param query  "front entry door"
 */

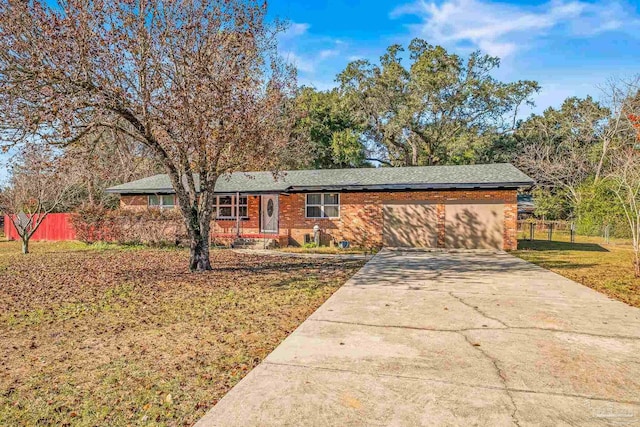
xmin=261 ymin=195 xmax=279 ymax=233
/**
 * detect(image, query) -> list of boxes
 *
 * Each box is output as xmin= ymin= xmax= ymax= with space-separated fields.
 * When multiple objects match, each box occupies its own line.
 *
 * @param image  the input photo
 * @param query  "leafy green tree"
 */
xmin=576 ymin=179 xmax=627 ymax=237
xmin=293 ymin=88 xmax=367 ymax=169
xmin=532 ymin=188 xmax=572 ymax=221
xmin=474 ymin=134 xmax=522 ymax=164
xmin=337 ymin=39 xmax=539 ymax=166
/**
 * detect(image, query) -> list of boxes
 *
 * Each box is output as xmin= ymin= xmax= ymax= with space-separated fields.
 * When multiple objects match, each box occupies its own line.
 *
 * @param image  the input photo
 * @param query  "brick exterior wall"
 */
xmin=121 ymin=189 xmax=518 ymax=250
xmin=279 ymin=189 xmax=518 ymax=250
xmin=120 ymin=194 xmax=149 ymax=211
xmin=121 ymin=193 xmax=263 ymax=236
xmin=211 ymin=195 xmax=261 ymax=235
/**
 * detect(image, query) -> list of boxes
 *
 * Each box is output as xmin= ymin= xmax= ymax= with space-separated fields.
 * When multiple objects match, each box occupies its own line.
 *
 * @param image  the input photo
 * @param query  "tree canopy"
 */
xmin=292 ymin=87 xmax=367 ymax=169
xmin=336 ymin=39 xmax=539 ymax=166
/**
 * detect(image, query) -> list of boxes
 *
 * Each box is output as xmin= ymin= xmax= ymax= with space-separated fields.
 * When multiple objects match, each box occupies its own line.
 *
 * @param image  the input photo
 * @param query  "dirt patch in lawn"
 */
xmin=0 ymin=242 xmax=364 ymax=426
xmin=514 ymin=239 xmax=640 ymax=308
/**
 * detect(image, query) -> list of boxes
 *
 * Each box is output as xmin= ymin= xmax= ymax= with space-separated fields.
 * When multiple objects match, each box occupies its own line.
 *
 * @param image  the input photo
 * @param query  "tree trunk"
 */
xmin=21 ymin=237 xmax=29 ymax=254
xmin=189 ymin=230 xmax=212 ymax=272
xmin=165 ymin=168 xmax=216 ymax=272
xmin=87 ymin=179 xmax=95 ymax=206
xmin=411 ymin=143 xmax=418 ymax=166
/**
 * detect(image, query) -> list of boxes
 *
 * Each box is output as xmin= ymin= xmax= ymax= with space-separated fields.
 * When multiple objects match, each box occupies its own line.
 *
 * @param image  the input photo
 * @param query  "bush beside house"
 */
xmin=71 ymin=207 xmax=188 ymax=246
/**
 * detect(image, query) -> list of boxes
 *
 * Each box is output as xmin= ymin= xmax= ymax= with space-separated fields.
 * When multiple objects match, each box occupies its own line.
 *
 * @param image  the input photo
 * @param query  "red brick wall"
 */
xmin=120 ymin=195 xmax=149 ymax=211
xmin=211 ymin=195 xmax=261 ymax=235
xmin=121 ymin=194 xmax=262 ymax=235
xmin=279 ymin=190 xmax=518 ymax=250
xmin=121 ymin=190 xmax=519 ymax=250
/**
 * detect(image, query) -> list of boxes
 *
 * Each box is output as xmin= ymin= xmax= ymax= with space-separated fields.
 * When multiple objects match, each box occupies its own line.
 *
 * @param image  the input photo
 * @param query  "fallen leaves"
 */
xmin=0 ymin=242 xmax=364 ymax=426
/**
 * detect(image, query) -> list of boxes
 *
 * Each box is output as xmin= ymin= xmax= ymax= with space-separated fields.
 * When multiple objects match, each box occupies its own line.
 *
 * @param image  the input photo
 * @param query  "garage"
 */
xmin=382 ymin=201 xmax=505 ymax=250
xmin=444 ymin=202 xmax=504 ymax=250
xmin=382 ymin=203 xmax=438 ymax=248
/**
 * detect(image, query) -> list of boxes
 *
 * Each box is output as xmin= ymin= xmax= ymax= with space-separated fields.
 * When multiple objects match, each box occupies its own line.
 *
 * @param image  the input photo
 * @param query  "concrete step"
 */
xmin=232 ymin=238 xmax=277 ymax=250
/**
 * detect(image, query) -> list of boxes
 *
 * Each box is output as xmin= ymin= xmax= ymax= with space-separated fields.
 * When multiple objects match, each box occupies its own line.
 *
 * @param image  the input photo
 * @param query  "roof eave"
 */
xmin=104 ymin=188 xmax=289 ymax=195
xmin=286 ymin=182 xmax=534 ymax=192
xmin=104 ymin=187 xmax=175 ymax=194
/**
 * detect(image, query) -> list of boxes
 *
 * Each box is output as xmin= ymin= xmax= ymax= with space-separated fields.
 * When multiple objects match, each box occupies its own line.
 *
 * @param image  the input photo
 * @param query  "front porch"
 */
xmin=210 ymin=193 xmax=285 ymax=248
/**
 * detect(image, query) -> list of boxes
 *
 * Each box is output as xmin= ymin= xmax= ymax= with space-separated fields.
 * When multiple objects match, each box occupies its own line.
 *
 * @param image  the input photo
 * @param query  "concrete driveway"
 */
xmin=196 ymin=249 xmax=640 ymax=426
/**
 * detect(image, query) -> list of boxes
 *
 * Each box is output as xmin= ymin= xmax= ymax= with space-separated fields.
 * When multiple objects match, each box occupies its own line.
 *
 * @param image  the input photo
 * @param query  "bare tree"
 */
xmin=517 ymin=76 xmax=640 ymax=212
xmin=0 ymin=145 xmax=76 ymax=254
xmin=61 ymin=129 xmax=162 ymax=208
xmin=0 ymin=0 xmax=298 ymax=271
xmin=606 ymin=77 xmax=640 ymax=275
xmin=596 ymin=76 xmax=640 ymax=181
xmin=608 ymin=147 xmax=640 ymax=276
xmin=516 ymin=97 xmax=611 ymax=209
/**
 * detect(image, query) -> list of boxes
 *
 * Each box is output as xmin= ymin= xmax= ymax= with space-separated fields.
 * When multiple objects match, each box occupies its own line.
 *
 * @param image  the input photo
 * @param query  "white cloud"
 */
xmin=281 ymin=51 xmax=315 ymax=73
xmin=392 ymin=0 xmax=638 ymax=58
xmin=319 ymin=49 xmax=339 ymax=59
xmin=280 ymin=39 xmax=346 ymax=77
xmin=281 ymin=22 xmax=310 ymax=38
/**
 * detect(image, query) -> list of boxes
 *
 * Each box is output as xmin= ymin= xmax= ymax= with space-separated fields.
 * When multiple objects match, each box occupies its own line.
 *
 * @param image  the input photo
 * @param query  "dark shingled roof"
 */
xmin=106 ymin=163 xmax=534 ymax=194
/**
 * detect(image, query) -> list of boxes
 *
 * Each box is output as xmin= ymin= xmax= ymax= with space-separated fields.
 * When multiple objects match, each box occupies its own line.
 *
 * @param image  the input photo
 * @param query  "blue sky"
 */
xmin=272 ymin=0 xmax=640 ymax=115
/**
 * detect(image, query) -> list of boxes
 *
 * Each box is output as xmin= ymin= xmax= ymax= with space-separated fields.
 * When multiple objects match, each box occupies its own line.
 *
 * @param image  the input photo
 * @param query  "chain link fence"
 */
xmin=517 ymin=220 xmax=632 ymax=246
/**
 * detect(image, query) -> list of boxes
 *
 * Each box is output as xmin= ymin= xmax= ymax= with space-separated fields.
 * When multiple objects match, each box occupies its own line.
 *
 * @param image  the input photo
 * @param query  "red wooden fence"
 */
xmin=4 ymin=213 xmax=77 ymax=241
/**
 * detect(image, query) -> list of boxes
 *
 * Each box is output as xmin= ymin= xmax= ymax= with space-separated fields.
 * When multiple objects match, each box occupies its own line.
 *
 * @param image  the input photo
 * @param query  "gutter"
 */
xmin=105 ymin=181 xmax=534 ymax=195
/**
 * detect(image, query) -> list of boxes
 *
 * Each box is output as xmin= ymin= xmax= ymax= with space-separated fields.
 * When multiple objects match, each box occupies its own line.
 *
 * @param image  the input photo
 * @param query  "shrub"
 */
xmin=72 ymin=207 xmax=189 ymax=246
xmin=70 ymin=205 xmax=115 ymax=243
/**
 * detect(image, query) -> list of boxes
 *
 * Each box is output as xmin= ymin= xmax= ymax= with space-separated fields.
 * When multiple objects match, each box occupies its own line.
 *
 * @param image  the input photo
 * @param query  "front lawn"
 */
xmin=0 ymin=241 xmax=364 ymax=426
xmin=514 ymin=239 xmax=640 ymax=308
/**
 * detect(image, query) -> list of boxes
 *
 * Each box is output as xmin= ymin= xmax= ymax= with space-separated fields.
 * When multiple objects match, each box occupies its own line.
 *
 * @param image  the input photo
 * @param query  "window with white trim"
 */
xmin=212 ymin=195 xmax=248 ymax=219
xmin=306 ymin=193 xmax=340 ymax=218
xmin=148 ymin=194 xmax=175 ymax=209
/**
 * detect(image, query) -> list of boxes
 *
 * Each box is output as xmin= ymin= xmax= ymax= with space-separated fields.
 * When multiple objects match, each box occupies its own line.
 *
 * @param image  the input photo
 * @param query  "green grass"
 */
xmin=0 ymin=241 xmax=364 ymax=426
xmin=0 ymin=239 xmax=144 ymax=255
xmin=514 ymin=238 xmax=640 ymax=308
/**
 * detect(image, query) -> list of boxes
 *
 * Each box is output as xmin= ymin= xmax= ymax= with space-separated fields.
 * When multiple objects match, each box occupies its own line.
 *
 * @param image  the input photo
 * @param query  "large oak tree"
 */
xmin=0 ymin=0 xmax=297 ymax=271
xmin=337 ymin=40 xmax=539 ymax=166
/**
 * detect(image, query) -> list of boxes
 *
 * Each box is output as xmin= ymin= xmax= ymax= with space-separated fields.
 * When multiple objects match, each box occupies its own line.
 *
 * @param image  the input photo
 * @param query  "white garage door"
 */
xmin=382 ymin=203 xmax=438 ymax=248
xmin=444 ymin=202 xmax=504 ymax=250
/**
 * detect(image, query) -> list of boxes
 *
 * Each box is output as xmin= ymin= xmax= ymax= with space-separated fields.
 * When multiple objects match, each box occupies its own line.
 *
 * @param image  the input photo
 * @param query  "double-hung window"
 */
xmin=213 ymin=195 xmax=248 ymax=219
xmin=148 ymin=194 xmax=175 ymax=209
xmin=306 ymin=193 xmax=340 ymax=218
